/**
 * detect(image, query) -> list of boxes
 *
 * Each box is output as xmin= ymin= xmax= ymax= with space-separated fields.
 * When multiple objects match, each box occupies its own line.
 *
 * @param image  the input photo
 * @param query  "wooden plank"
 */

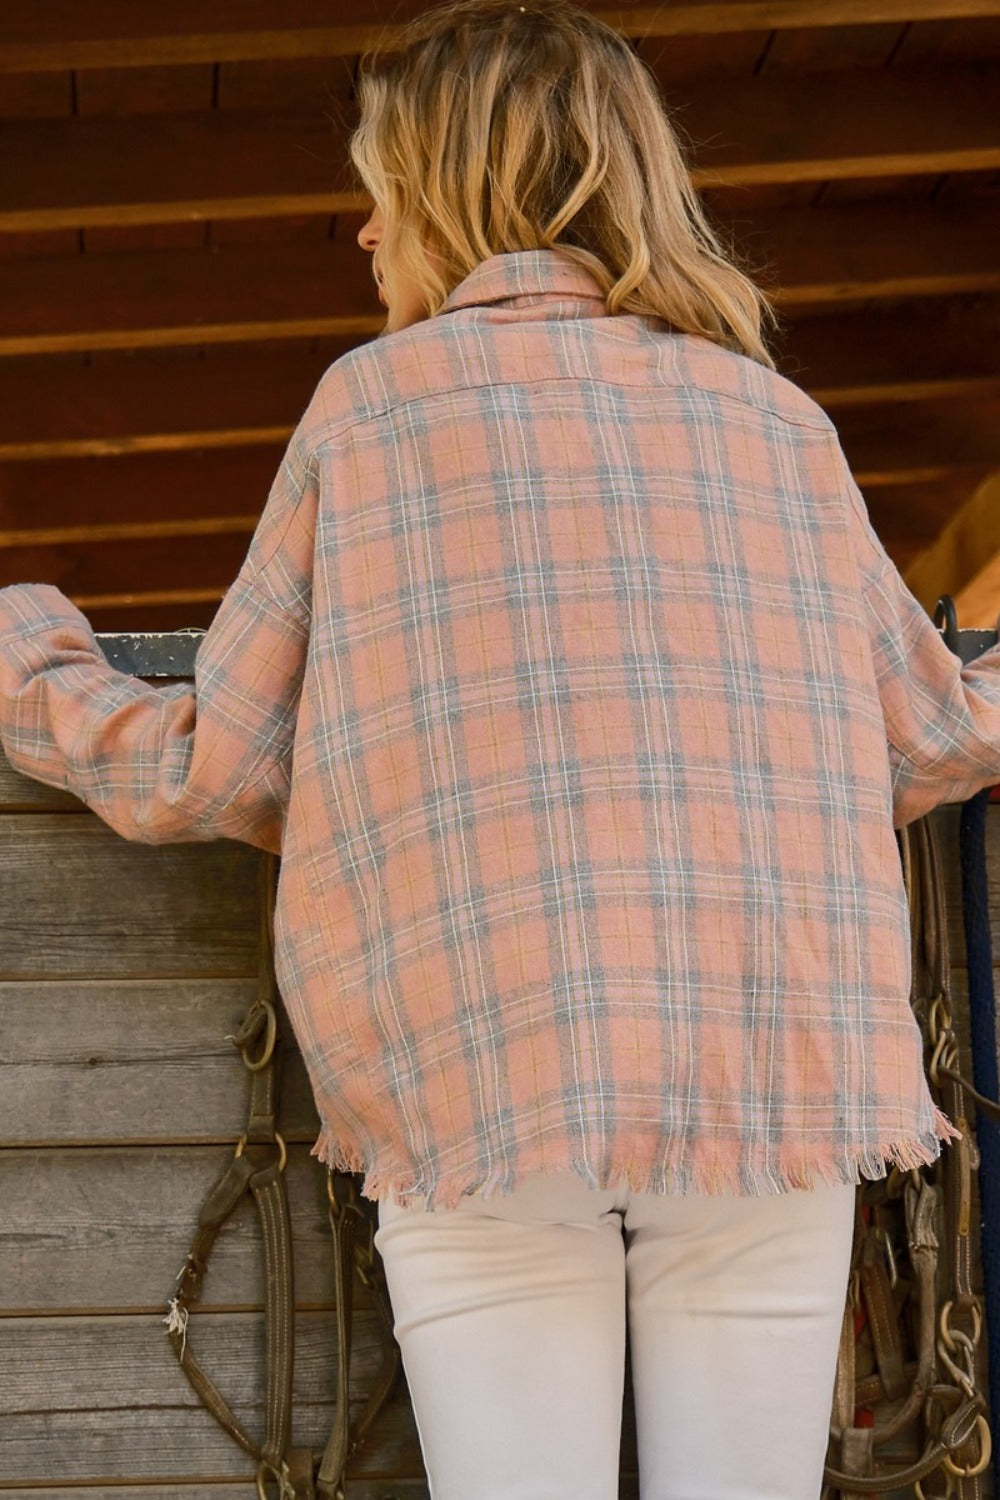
xmin=5 ymin=67 xmax=999 ymax=232
xmin=665 ymin=64 xmax=1000 ymax=188
xmin=2 ymin=0 xmax=998 ymax=72
xmin=0 ymin=527 xmax=256 ymax=599
xmin=1 ymin=196 xmax=996 ymax=358
xmin=216 ymin=55 xmax=357 ymax=112
xmin=1 ymin=1398 xmax=425 ymax=1485
xmin=0 ymin=68 xmax=72 ymax=115
xmin=83 ymin=221 xmax=208 ymax=255
xmin=0 ymin=514 xmax=259 ymax=548
xmin=834 ymin=396 xmax=1000 ymax=484
xmin=633 ymin=30 xmax=772 ymax=80
xmin=0 ymin=817 xmax=260 ymax=979
xmin=80 ymin=600 xmax=222 ymax=633
xmin=0 ymin=111 xmax=361 ymax=232
xmin=0 ymin=239 xmax=382 ymax=355
xmin=0 ymin=750 xmax=84 ymax=810
xmin=893 ymin=14 xmax=1000 ymax=67
xmin=0 ymin=978 xmax=321 ymax=1143
xmin=0 ymin=344 xmax=345 ymax=462
xmin=0 ymin=1143 xmax=337 ymax=1311
xmin=1 ymin=1312 xmax=421 ymax=1481
xmin=0 ymin=445 xmax=286 ymax=532
xmin=75 ymin=62 xmax=215 ymax=114
xmin=72 ymin=586 xmax=233 ymax=611
xmin=755 ymin=19 xmax=902 ymax=69
xmin=750 ymin=196 xmax=1000 ymax=306
xmin=778 ymin=295 xmax=1000 ymax=408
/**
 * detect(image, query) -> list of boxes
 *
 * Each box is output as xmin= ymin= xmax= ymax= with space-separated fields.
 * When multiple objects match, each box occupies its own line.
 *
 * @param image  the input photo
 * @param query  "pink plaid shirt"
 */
xmin=3 ymin=248 xmax=999 ymax=1203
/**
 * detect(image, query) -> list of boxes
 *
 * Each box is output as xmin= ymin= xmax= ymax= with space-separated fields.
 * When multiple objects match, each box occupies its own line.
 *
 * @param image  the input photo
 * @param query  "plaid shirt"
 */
xmin=3 ymin=248 xmax=999 ymax=1204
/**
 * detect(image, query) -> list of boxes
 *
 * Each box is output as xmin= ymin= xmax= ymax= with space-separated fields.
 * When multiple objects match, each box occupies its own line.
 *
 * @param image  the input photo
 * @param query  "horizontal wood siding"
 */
xmin=0 ymin=743 xmax=996 ymax=1494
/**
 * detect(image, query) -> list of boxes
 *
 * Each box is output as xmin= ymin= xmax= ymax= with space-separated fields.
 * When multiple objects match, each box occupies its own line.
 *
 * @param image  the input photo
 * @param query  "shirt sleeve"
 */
xmin=0 ymin=405 xmax=320 ymax=854
xmin=844 ymin=471 xmax=1000 ymax=828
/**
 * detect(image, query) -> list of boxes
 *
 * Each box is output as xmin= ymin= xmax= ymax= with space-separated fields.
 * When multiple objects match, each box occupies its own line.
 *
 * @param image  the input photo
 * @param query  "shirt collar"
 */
xmin=438 ymin=247 xmax=608 ymax=316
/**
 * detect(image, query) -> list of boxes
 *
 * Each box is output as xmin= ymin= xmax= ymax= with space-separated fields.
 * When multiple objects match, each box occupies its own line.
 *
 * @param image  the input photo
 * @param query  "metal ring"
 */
xmin=241 ymin=1001 xmax=277 ymax=1072
xmin=939 ymin=1299 xmax=982 ymax=1352
xmin=255 ymin=1456 xmax=296 ymax=1499
xmin=942 ymin=1414 xmax=992 ymax=1479
xmin=235 ymin=1131 xmax=287 ymax=1173
xmin=327 ymin=1168 xmax=364 ymax=1216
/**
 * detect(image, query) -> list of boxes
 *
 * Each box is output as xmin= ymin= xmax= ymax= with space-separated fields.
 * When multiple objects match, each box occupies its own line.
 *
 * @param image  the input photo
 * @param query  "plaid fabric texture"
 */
xmin=3 ymin=248 xmax=1000 ymax=1203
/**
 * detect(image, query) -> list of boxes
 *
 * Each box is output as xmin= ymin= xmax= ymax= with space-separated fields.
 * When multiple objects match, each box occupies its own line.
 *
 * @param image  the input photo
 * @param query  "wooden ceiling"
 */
xmin=2 ymin=0 xmax=999 ymax=632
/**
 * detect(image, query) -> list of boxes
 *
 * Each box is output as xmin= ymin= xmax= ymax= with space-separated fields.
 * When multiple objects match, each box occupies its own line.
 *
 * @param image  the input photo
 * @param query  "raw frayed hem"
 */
xmin=309 ymin=1112 xmax=962 ymax=1211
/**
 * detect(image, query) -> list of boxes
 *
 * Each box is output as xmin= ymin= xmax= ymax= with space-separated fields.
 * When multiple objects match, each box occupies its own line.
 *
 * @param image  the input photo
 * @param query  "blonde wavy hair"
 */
xmin=349 ymin=0 xmax=776 ymax=365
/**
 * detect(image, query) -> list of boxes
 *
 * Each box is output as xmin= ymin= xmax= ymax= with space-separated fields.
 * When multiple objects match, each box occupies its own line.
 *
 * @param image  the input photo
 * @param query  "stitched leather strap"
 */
xmin=165 ymin=855 xmax=298 ymax=1498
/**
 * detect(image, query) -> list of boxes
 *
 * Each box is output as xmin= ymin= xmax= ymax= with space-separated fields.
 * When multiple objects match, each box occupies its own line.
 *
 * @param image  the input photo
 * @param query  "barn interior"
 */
xmin=1 ymin=0 xmax=998 ymax=633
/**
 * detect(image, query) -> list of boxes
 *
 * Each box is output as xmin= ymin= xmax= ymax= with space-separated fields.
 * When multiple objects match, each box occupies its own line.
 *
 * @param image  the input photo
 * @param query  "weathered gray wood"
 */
xmin=1 ymin=1143 xmax=337 ymax=1311
xmin=2 ymin=1301 xmax=635 ymax=1483
xmin=5 ymin=1308 xmax=388 ymax=1414
xmin=4 ymin=1393 xmax=423 ymax=1484
xmin=20 ymin=1487 xmax=437 ymax=1500
xmin=0 ymin=750 xmax=85 ymax=810
xmin=0 ymin=977 xmax=320 ymax=1142
xmin=0 ymin=816 xmax=260 ymax=978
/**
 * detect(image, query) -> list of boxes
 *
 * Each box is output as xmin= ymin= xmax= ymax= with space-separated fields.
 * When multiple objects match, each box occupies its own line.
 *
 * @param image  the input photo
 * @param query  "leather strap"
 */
xmin=316 ymin=1173 xmax=401 ymax=1500
xmin=165 ymin=853 xmax=400 ymax=1499
xmin=164 ymin=855 xmax=298 ymax=1499
xmin=824 ymin=818 xmax=993 ymax=1497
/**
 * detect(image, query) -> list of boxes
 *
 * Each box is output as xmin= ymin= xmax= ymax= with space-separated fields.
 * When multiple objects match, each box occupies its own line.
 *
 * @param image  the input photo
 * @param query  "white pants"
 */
xmin=375 ymin=1172 xmax=856 ymax=1500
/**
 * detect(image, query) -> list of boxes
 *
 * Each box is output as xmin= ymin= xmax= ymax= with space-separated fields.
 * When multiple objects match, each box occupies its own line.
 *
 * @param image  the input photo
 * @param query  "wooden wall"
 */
xmin=0 ymin=747 xmax=429 ymax=1498
xmin=1 ymin=732 xmax=998 ymax=1496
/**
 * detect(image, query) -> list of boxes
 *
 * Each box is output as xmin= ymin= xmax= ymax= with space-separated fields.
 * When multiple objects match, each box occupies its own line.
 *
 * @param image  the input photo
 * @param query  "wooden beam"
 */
xmin=836 ymin=397 xmax=1000 ymax=485
xmin=777 ymin=296 xmax=1000 ymax=408
xmin=4 ymin=68 xmax=998 ymax=232
xmin=73 ymin=587 xmax=228 ymax=610
xmin=750 ymin=197 xmax=1000 ymax=307
xmin=0 ymin=447 xmax=286 ymax=535
xmin=0 ymin=344 xmax=355 ymax=461
xmin=0 ymin=240 xmax=384 ymax=356
xmin=78 ymin=600 xmax=222 ymax=631
xmin=0 ymin=112 xmax=363 ymax=233
xmin=904 ymin=471 xmax=1000 ymax=626
xmin=0 ymin=531 xmax=253 ymax=599
xmin=666 ymin=65 xmax=1000 ymax=190
xmin=2 ymin=197 xmax=997 ymax=358
xmin=0 ymin=517 xmax=257 ymax=549
xmin=3 ymin=0 xmax=998 ymax=72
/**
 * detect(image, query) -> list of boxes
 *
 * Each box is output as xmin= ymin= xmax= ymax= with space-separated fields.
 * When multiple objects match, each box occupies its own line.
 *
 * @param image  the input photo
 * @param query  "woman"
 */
xmin=2 ymin=2 xmax=1000 ymax=1495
